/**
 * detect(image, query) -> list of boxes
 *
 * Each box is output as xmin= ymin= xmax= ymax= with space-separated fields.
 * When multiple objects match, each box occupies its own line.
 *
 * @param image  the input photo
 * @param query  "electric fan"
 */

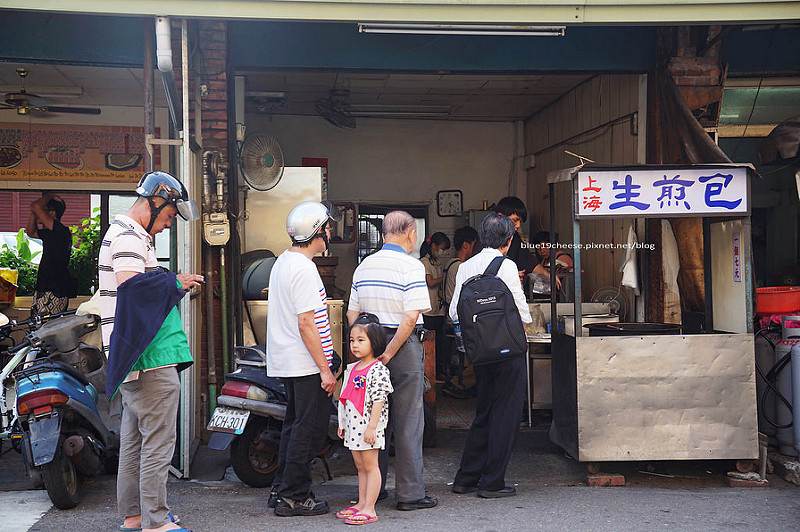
xmin=591 ymin=286 xmax=628 ymax=318
xmin=239 ymin=133 xmax=285 ymax=191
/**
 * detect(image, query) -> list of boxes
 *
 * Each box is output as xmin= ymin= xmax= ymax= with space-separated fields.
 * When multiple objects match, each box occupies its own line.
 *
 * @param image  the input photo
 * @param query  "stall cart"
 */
xmin=547 ymin=164 xmax=759 ymax=464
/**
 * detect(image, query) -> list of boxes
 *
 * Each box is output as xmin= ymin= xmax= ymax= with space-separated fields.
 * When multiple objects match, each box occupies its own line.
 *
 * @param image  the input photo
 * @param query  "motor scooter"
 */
xmin=207 ymin=345 xmax=339 ymax=488
xmin=14 ymin=312 xmax=120 ymax=509
xmin=1 ymin=310 xmax=76 ymax=458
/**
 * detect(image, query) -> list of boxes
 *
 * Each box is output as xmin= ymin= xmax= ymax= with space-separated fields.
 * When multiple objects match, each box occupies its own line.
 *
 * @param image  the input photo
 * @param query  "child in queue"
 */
xmin=336 ymin=313 xmax=394 ymax=525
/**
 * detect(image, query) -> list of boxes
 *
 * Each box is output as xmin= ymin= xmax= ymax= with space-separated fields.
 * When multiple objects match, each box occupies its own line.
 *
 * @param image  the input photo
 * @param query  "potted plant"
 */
xmin=69 ymin=208 xmax=101 ymax=296
xmin=0 ymin=229 xmax=40 ymax=306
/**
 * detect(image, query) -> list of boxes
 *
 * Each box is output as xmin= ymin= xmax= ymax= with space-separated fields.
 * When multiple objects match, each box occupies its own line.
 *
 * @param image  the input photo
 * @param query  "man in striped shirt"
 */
xmin=99 ymin=171 xmax=202 ymax=532
xmin=347 ymin=211 xmax=438 ymax=511
xmin=267 ymin=201 xmax=337 ymax=517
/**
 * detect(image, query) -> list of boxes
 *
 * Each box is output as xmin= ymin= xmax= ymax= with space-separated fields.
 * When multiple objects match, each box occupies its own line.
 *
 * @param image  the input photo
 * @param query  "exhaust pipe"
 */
xmin=63 ymin=435 xmax=103 ymax=477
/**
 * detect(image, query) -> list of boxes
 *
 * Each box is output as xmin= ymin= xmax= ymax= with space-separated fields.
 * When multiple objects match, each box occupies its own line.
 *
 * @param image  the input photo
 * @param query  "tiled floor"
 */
xmin=434 ymin=384 xmax=477 ymax=429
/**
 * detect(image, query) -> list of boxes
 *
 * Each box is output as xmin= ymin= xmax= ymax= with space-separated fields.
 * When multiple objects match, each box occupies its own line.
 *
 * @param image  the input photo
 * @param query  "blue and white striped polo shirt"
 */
xmin=349 ymin=243 xmax=430 ymax=327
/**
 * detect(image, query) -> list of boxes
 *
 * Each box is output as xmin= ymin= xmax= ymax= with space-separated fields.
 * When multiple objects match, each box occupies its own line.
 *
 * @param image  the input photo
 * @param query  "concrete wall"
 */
xmin=244 ymin=113 xmax=515 ymax=292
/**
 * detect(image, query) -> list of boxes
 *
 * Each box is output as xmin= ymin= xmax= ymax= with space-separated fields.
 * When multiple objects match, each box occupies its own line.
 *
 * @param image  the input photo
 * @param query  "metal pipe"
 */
xmin=143 ymin=19 xmax=154 ymax=172
xmin=220 ymin=247 xmax=229 ymax=376
xmin=202 ymin=151 xmax=213 ymax=212
xmin=572 ymin=178 xmax=582 ymax=336
xmin=230 ymin=74 xmax=245 ymax=347
xmin=181 ymin=20 xmax=201 ymax=475
xmin=550 ymin=182 xmax=557 ymax=333
xmin=205 ymin=244 xmax=217 ymax=415
xmin=216 ymin=160 xmax=230 ymax=375
xmin=202 ymin=151 xmax=217 ymax=416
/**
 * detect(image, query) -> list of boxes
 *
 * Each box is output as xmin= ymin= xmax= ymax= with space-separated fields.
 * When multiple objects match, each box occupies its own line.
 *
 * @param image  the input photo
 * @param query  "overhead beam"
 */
xmin=4 ymin=1 xmax=800 ymax=24
xmin=708 ymin=124 xmax=778 ymax=137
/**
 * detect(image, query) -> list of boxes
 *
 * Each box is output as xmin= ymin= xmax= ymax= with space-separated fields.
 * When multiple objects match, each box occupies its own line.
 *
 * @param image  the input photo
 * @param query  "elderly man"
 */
xmin=346 ymin=211 xmax=437 ymax=511
xmin=100 ymin=171 xmax=202 ymax=532
xmin=448 ymin=214 xmax=531 ymax=499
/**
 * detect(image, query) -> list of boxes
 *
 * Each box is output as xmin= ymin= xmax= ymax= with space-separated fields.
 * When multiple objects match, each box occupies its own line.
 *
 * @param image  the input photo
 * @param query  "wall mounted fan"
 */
xmin=0 ymin=68 xmax=101 ymax=116
xmin=315 ymin=89 xmax=355 ymax=129
xmin=239 ymin=133 xmax=284 ymax=191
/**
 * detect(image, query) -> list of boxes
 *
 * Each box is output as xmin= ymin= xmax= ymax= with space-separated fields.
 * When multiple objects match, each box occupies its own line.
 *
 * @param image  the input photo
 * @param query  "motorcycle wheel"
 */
xmin=41 ymin=444 xmax=82 ymax=509
xmin=230 ymin=417 xmax=279 ymax=488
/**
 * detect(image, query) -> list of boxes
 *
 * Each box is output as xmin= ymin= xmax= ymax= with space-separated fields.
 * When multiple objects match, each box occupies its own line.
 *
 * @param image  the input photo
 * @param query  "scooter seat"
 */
xmin=16 ymin=359 xmax=91 ymax=387
xmin=225 ymin=366 xmax=286 ymax=401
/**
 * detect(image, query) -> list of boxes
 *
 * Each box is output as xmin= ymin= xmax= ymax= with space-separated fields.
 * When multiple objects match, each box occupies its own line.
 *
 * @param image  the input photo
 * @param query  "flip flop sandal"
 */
xmin=345 ymin=513 xmax=379 ymax=525
xmin=336 ymin=506 xmax=360 ymax=519
xmin=119 ymin=513 xmax=181 ymax=531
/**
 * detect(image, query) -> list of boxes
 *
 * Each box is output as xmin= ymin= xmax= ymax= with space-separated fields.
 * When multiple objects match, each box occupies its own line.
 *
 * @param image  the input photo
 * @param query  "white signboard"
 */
xmin=576 ymin=167 xmax=749 ymax=218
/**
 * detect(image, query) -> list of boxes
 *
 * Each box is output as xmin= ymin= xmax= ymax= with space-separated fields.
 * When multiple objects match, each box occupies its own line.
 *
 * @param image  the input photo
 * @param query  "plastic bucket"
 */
xmin=757 ymin=287 xmax=800 ymax=314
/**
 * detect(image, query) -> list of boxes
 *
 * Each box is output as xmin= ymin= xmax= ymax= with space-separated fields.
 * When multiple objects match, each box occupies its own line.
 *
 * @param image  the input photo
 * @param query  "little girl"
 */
xmin=336 ymin=313 xmax=393 ymax=525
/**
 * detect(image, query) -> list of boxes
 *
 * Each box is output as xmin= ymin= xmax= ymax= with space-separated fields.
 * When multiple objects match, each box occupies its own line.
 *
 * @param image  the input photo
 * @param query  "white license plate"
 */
xmin=207 ymin=406 xmax=250 ymax=435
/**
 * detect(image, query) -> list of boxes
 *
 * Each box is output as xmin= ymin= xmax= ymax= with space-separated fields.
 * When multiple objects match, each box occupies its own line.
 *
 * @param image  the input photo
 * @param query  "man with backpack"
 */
xmin=448 ymin=214 xmax=531 ymax=498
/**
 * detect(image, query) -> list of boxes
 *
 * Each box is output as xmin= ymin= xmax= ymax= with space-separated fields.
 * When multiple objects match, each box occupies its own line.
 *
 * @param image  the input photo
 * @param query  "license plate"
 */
xmin=207 ymin=406 xmax=250 ymax=435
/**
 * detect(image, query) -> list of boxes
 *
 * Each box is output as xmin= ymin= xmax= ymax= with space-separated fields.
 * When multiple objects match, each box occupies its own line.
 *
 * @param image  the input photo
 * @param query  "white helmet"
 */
xmin=286 ymin=201 xmax=335 ymax=243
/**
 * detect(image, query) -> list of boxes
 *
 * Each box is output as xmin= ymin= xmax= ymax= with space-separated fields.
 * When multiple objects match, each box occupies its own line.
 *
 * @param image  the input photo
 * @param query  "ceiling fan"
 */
xmin=0 ymin=68 xmax=101 ymax=115
xmin=315 ymin=89 xmax=355 ymax=129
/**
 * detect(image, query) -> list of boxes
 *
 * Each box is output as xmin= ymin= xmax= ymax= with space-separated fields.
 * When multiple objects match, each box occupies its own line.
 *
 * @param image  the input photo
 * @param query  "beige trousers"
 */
xmin=117 ymin=366 xmax=180 ymax=529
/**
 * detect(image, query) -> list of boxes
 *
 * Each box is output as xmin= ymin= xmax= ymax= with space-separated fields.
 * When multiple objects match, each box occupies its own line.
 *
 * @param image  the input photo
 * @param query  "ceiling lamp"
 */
xmin=358 ymin=23 xmax=566 ymax=37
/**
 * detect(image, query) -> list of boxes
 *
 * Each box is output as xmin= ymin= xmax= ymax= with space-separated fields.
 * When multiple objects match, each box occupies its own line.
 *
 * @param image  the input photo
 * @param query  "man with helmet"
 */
xmin=267 ymin=201 xmax=338 ymax=517
xmin=98 ymin=171 xmax=202 ymax=532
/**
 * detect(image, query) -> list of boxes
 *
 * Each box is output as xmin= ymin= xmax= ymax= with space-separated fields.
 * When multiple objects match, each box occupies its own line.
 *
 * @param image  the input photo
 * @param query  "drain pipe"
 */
xmin=155 ymin=16 xmax=182 ymax=130
xmin=202 ymin=152 xmax=217 ymax=414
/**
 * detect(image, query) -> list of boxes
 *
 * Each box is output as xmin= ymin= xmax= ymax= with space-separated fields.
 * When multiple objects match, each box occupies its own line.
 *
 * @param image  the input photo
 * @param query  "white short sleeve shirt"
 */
xmin=349 ymin=244 xmax=431 ymax=327
xmin=449 ymin=247 xmax=532 ymax=325
xmin=266 ymin=250 xmax=333 ymax=378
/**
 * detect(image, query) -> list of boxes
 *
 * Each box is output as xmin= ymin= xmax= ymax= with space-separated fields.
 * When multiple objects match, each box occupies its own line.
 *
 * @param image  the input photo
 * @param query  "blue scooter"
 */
xmin=14 ymin=313 xmax=119 ymax=509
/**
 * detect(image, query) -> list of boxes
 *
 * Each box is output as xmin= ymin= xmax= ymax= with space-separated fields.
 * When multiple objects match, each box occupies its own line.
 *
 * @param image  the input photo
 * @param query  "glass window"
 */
xmin=356 ymin=205 xmax=426 ymax=262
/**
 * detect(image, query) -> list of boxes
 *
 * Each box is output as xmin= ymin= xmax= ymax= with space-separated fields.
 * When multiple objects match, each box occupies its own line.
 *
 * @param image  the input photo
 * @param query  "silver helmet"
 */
xmin=286 ymin=201 xmax=335 ymax=243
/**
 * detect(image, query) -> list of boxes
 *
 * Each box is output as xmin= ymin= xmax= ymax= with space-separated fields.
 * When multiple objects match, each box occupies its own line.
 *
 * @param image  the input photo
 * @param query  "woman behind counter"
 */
xmin=419 ymin=232 xmax=450 ymax=380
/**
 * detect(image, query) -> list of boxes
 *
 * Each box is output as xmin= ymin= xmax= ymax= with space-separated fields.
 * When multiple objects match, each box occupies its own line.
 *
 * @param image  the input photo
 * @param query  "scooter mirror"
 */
xmin=0 ymin=312 xmax=8 ymax=327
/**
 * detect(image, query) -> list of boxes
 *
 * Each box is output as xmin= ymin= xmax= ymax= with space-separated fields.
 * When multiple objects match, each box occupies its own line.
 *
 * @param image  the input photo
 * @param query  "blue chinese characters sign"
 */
xmin=576 ymin=166 xmax=749 ymax=218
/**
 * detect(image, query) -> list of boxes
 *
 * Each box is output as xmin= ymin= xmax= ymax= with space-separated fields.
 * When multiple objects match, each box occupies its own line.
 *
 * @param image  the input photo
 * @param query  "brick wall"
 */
xmin=171 ymin=19 xmax=230 ymax=419
xmin=666 ymin=25 xmax=725 ymax=126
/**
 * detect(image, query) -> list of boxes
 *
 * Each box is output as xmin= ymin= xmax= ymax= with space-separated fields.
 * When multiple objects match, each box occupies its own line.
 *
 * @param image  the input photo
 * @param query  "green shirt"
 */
xmin=130 ymin=305 xmax=193 ymax=372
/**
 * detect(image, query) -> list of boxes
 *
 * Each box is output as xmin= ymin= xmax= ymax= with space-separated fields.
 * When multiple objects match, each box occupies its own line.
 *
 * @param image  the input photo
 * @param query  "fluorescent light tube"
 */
xmin=358 ymin=23 xmax=565 ymax=37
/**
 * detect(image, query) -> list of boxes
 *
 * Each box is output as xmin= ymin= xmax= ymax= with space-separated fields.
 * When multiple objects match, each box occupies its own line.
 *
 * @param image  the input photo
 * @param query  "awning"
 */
xmin=5 ymin=1 xmax=800 ymax=24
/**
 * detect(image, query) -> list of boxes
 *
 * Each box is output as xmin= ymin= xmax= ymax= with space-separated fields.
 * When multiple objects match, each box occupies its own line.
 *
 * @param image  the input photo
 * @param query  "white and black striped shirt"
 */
xmin=98 ymin=214 xmax=159 ymax=362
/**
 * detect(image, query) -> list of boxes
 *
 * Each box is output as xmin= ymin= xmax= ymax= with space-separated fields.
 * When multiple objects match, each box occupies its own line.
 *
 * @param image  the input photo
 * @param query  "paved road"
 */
xmin=4 ymin=429 xmax=800 ymax=531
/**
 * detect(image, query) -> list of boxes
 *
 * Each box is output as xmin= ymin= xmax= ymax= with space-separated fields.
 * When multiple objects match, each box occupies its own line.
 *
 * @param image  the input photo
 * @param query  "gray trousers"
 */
xmin=379 ymin=331 xmax=426 ymax=502
xmin=117 ymin=367 xmax=180 ymax=529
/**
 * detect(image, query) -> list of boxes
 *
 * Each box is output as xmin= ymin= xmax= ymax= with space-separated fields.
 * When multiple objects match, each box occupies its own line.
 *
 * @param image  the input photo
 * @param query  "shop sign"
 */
xmin=0 ymin=123 xmax=156 ymax=183
xmin=733 ymin=232 xmax=741 ymax=282
xmin=576 ymin=167 xmax=748 ymax=218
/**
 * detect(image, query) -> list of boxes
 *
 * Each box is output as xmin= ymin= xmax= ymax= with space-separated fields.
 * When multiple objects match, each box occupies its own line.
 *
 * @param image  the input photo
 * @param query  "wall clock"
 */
xmin=437 ymin=189 xmax=463 ymax=217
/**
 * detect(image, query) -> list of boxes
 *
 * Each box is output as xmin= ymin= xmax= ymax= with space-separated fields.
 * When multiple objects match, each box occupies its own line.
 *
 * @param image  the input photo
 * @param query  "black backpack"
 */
xmin=456 ymin=256 xmax=527 ymax=366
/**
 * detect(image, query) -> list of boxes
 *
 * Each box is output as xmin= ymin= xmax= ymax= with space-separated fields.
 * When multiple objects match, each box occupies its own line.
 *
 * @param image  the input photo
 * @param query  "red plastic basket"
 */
xmin=757 ymin=286 xmax=800 ymax=314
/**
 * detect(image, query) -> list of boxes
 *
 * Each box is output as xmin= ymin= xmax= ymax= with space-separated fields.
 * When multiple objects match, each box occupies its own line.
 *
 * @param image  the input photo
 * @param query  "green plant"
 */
xmin=0 ymin=229 xmax=40 ymax=296
xmin=69 ymin=208 xmax=101 ymax=295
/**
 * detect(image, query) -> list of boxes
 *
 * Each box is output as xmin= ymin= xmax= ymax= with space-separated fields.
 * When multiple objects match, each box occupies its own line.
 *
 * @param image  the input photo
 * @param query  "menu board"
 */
xmin=0 ymin=123 xmax=158 ymax=183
